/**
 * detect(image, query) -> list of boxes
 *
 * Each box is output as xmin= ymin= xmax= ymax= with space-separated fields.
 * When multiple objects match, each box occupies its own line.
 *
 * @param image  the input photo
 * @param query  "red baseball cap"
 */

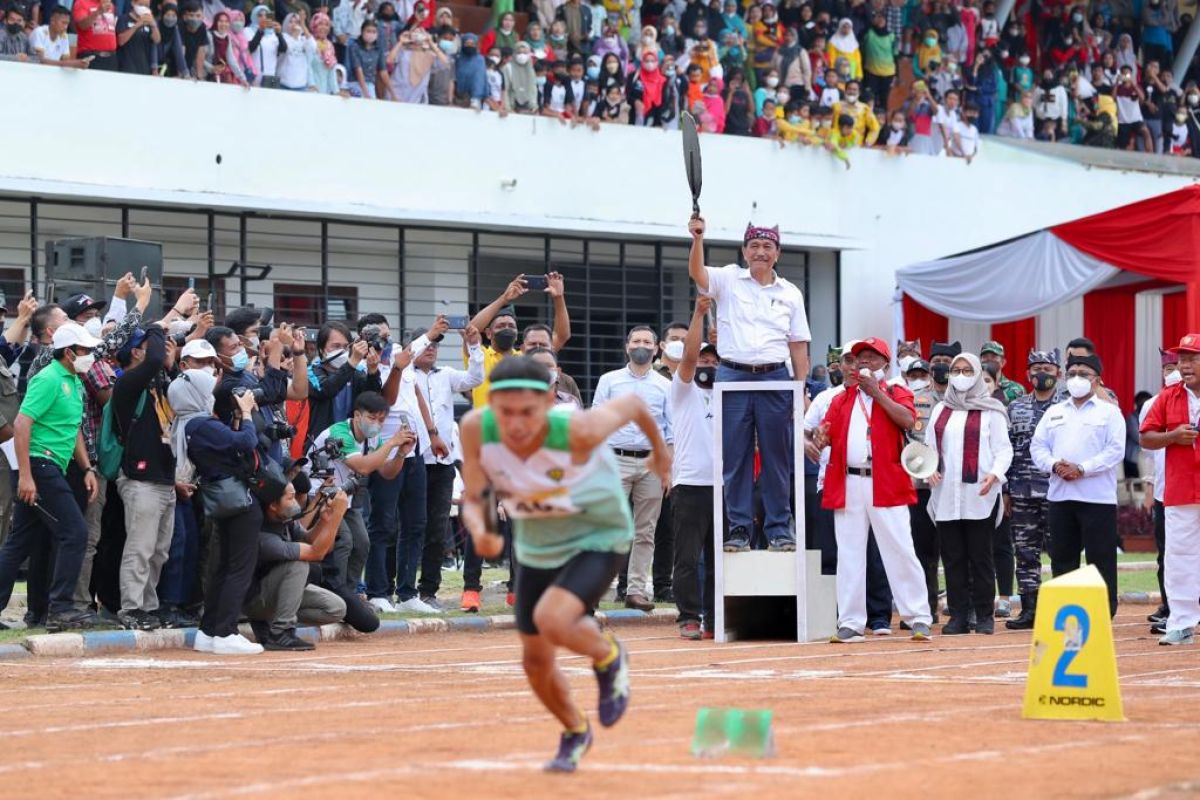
xmin=851 ymin=337 xmax=891 ymax=361
xmin=1168 ymin=333 xmax=1200 ymax=355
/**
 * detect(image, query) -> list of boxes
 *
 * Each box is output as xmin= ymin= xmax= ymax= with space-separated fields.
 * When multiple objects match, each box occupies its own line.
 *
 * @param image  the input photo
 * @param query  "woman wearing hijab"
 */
xmin=593 ymin=20 xmax=630 ymax=72
xmin=827 ymin=17 xmax=861 ymax=80
xmin=924 ymin=353 xmax=1012 ymax=636
xmin=627 ymin=47 xmax=673 ymax=125
xmin=169 ymin=370 xmax=265 ymax=656
xmin=913 ymin=27 xmax=941 ymax=79
xmin=207 ymin=12 xmax=248 ymax=84
xmin=227 ymin=10 xmax=256 ymax=81
xmin=503 ymin=41 xmax=541 ymax=112
xmin=701 ymin=74 xmax=726 ymax=131
xmin=751 ymin=1 xmax=782 ymax=80
xmin=777 ymin=25 xmax=812 ymax=98
xmin=720 ymin=0 xmax=747 ymax=40
xmin=307 ymin=11 xmax=339 ymax=92
xmin=635 ymin=23 xmax=659 ymax=61
xmin=156 ymin=3 xmax=191 ymax=77
xmin=723 ymin=67 xmax=753 ymax=134
xmin=389 ymin=26 xmax=445 ymax=102
xmin=277 ymin=12 xmax=315 ymax=90
xmin=245 ymin=4 xmax=281 ymax=86
xmin=480 ymin=10 xmax=520 ymax=54
xmin=1114 ymin=33 xmax=1138 ymax=80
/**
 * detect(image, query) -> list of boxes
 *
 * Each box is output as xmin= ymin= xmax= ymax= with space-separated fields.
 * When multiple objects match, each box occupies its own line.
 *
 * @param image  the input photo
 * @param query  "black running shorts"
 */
xmin=514 ymin=550 xmax=625 ymax=636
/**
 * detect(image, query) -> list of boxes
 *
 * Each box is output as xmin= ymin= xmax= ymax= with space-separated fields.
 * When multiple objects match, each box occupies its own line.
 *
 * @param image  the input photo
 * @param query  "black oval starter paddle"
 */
xmin=681 ymin=111 xmax=703 ymax=217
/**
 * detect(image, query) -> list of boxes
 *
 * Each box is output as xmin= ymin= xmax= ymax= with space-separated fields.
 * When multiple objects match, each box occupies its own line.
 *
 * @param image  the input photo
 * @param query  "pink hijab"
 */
xmin=227 ymin=10 xmax=254 ymax=76
xmin=311 ymin=11 xmax=337 ymax=68
xmin=703 ymin=77 xmax=726 ymax=133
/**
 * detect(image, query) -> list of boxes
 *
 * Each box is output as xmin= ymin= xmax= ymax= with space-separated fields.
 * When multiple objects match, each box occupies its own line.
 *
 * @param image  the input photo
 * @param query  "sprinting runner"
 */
xmin=460 ymin=356 xmax=672 ymax=773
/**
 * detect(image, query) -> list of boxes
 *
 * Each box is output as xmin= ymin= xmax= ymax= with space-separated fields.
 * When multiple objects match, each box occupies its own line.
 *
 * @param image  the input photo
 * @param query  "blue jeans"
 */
xmin=716 ymin=365 xmax=795 ymax=545
xmin=157 ymin=496 xmax=200 ymax=608
xmin=0 ymin=458 xmax=88 ymax=616
xmin=365 ymin=454 xmax=428 ymax=601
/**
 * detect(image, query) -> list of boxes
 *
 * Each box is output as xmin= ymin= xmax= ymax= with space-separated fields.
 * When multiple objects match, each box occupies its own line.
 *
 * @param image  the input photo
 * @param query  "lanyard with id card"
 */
xmin=855 ymin=388 xmax=872 ymax=464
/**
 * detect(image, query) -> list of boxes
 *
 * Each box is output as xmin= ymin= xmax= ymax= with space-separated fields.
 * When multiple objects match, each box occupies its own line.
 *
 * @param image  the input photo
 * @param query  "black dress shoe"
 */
xmin=942 ymin=617 xmax=971 ymax=635
xmin=974 ymin=617 xmax=995 ymax=635
xmin=263 ymin=630 xmax=315 ymax=651
xmin=1151 ymin=621 xmax=1167 ymax=635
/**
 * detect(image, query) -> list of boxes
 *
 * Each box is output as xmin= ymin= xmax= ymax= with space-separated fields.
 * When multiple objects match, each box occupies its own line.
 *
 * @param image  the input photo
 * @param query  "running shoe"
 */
xmin=594 ymin=635 xmax=630 ymax=727
xmin=910 ymin=622 xmax=932 ymax=641
xmin=543 ymin=723 xmax=593 ymax=773
xmin=995 ymin=598 xmax=1012 ymax=619
xmin=506 ymin=592 xmax=516 ymax=608
xmin=1159 ymin=629 xmax=1195 ymax=646
xmin=460 ymin=590 xmax=482 ymax=613
xmin=829 ymin=627 xmax=865 ymax=644
xmin=1149 ymin=606 xmax=1169 ymax=624
xmin=679 ymin=621 xmax=701 ymax=640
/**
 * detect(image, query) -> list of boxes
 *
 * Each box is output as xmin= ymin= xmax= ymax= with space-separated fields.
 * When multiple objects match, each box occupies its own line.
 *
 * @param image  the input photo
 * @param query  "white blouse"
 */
xmin=923 ymin=404 xmax=1013 ymax=522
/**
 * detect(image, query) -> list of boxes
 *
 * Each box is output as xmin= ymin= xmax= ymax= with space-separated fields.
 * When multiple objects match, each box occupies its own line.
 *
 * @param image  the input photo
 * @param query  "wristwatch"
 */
xmin=427 ymin=427 xmax=440 ymax=437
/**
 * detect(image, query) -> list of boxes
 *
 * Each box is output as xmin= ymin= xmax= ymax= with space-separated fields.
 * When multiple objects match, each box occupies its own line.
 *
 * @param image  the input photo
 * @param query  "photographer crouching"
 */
xmin=244 ymin=478 xmax=350 ymax=652
xmin=307 ymin=391 xmax=416 ymax=600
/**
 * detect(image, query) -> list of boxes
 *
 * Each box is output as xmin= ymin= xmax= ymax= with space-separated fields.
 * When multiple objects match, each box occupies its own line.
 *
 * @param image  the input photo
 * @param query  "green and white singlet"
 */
xmin=479 ymin=407 xmax=633 ymax=569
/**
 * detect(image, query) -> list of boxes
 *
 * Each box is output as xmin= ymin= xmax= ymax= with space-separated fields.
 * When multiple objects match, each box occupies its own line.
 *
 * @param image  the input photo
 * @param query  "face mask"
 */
xmin=898 ymin=356 xmax=916 ymax=373
xmin=586 ymin=65 xmax=600 ymax=79
xmin=358 ymin=418 xmax=383 ymax=439
xmin=488 ymin=55 xmax=500 ymax=65
xmin=629 ymin=346 xmax=655 ymax=366
xmin=1072 ymin=12 xmax=1083 ymax=22
xmin=232 ymin=20 xmax=245 ymax=32
xmin=197 ymin=365 xmax=217 ymax=377
xmin=950 ymin=374 xmax=976 ymax=392
xmin=869 ymin=368 xmax=887 ymax=382
xmin=133 ymin=4 xmax=150 ymax=15
xmin=1019 ymin=55 xmax=1030 ymax=65
xmin=1063 ymin=37 xmax=1073 ymax=45
xmin=1189 ymin=95 xmax=1199 ymax=106
xmin=1165 ymin=370 xmax=1183 ymax=387
xmin=694 ymin=366 xmax=716 ymax=388
xmin=515 ymin=52 xmax=531 ymax=65
xmin=907 ymin=378 xmax=929 ymax=391
xmin=644 ymin=59 xmax=658 ymax=71
xmin=1031 ymin=372 xmax=1057 ymax=392
xmin=231 ymin=347 xmax=249 ymax=371
xmin=83 ymin=317 xmax=104 ymax=338
xmin=925 ymin=36 xmax=937 ymax=46
xmin=664 ymin=25 xmax=675 ymax=35
xmin=1066 ymin=375 xmax=1093 ymax=399
xmin=163 ymin=14 xmax=177 ymax=26
xmin=1177 ymin=112 xmax=1188 ymax=123
xmin=492 ymin=328 xmax=518 ymax=351
xmin=663 ymin=340 xmax=685 ymax=361
xmin=547 ymin=368 xmax=559 ymax=384
xmin=324 ymin=349 xmax=348 ymax=368
xmin=246 ymin=335 xmax=260 ymax=350
xmin=536 ymin=75 xmax=547 ymax=87
xmin=892 ymin=120 xmax=905 ymax=130
xmin=696 ymin=29 xmax=707 ymax=39
xmin=776 ymin=91 xmax=789 ymax=103
xmin=72 ymin=352 xmax=96 ymax=374
xmin=185 ymin=17 xmax=202 ymax=29
xmin=931 ymin=363 xmax=950 ymax=385
xmin=828 ymin=368 xmax=843 ymax=386
xmin=461 ymin=45 xmax=477 ymax=55
xmin=765 ymin=76 xmax=779 ymax=88
xmin=788 ymin=114 xmax=801 ymax=123
xmin=846 ymin=93 xmax=859 ymax=103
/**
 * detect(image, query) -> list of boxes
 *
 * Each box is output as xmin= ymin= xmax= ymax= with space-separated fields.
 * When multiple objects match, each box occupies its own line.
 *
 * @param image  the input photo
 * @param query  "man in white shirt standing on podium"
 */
xmin=688 ymin=215 xmax=810 ymax=552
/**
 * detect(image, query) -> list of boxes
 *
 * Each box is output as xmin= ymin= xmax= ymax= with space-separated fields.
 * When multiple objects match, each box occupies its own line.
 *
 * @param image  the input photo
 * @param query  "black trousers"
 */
xmin=672 ymin=485 xmax=716 ymax=627
xmin=993 ymin=514 xmax=1015 ymax=597
xmin=417 ymin=463 xmax=457 ymax=599
xmin=652 ymin=492 xmax=674 ymax=599
xmin=938 ymin=515 xmax=997 ymax=622
xmin=1154 ymin=500 xmax=1168 ymax=612
xmin=1048 ymin=500 xmax=1119 ymax=617
xmin=814 ymin=490 xmax=837 ymax=575
xmin=200 ymin=502 xmax=263 ymax=637
xmin=909 ymin=489 xmax=939 ymax=616
xmin=803 ymin=472 xmax=821 ymax=552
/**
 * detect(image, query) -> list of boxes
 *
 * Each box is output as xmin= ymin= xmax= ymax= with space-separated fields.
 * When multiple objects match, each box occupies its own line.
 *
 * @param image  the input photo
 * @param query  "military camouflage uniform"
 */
xmin=997 ymin=375 xmax=1026 ymax=405
xmin=1006 ymin=393 xmax=1057 ymax=594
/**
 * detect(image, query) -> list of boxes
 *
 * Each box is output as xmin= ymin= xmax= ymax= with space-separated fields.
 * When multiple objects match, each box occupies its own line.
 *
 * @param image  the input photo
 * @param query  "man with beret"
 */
xmin=928 ymin=340 xmax=962 ymax=401
xmin=688 ymin=215 xmax=810 ymax=553
xmin=1139 ymin=334 xmax=1200 ymax=645
xmin=1004 ymin=348 xmax=1062 ymax=629
xmin=1030 ymin=352 xmax=1126 ymax=616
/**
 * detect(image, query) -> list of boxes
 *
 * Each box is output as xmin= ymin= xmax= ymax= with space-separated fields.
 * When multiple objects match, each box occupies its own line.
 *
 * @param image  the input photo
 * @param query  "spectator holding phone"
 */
xmin=116 ymin=0 xmax=160 ymax=75
xmin=73 ymin=0 xmax=119 ymax=70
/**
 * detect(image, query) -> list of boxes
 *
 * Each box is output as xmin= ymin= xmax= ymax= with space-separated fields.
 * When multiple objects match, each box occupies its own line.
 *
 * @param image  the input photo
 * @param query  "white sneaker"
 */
xmin=193 ymin=631 xmax=214 ymax=653
xmin=212 ymin=633 xmax=265 ymax=655
xmin=396 ymin=597 xmax=442 ymax=615
xmin=369 ymin=597 xmax=397 ymax=614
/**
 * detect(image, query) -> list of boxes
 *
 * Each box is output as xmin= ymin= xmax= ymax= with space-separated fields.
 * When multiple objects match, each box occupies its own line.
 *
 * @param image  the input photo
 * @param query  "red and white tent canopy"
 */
xmin=894 ymin=186 xmax=1200 ymax=411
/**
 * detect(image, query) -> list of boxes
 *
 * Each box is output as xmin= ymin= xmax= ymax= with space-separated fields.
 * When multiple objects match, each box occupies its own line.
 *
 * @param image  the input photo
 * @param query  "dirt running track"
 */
xmin=2 ymin=610 xmax=1199 ymax=799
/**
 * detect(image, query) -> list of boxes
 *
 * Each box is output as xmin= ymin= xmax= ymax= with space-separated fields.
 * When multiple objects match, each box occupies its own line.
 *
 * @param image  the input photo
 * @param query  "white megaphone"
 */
xmin=901 ymin=440 xmax=938 ymax=481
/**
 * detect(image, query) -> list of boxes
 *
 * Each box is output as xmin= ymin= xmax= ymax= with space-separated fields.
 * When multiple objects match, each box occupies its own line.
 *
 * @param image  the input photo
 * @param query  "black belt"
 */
xmin=847 ymin=467 xmax=872 ymax=478
xmin=612 ymin=448 xmax=651 ymax=459
xmin=720 ymin=358 xmax=787 ymax=374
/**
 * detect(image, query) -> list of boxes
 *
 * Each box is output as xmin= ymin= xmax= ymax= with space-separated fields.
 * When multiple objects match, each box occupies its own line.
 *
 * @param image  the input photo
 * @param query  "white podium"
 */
xmin=711 ymin=381 xmax=838 ymax=643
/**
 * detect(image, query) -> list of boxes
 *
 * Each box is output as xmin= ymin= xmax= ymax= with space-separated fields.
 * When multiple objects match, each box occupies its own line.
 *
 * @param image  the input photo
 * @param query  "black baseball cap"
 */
xmin=62 ymin=292 xmax=107 ymax=320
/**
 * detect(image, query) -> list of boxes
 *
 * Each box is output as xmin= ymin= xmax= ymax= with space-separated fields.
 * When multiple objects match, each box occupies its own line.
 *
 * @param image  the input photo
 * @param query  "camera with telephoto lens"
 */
xmin=359 ymin=324 xmax=387 ymax=353
xmin=231 ymin=385 xmax=267 ymax=404
xmin=308 ymin=437 xmax=346 ymax=480
xmin=318 ymin=471 xmax=368 ymax=499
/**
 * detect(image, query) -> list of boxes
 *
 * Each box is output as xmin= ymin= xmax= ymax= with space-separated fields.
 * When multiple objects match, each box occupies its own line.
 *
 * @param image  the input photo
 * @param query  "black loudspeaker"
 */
xmin=45 ymin=237 xmax=164 ymax=321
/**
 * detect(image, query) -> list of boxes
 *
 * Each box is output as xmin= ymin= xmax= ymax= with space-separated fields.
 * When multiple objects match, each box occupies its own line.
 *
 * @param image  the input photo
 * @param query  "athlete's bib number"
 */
xmin=499 ymin=487 xmax=579 ymax=519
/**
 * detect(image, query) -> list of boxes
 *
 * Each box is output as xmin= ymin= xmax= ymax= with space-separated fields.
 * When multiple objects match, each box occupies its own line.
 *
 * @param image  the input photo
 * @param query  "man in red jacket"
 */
xmin=1139 ymin=333 xmax=1200 ymax=647
xmin=815 ymin=338 xmax=933 ymax=643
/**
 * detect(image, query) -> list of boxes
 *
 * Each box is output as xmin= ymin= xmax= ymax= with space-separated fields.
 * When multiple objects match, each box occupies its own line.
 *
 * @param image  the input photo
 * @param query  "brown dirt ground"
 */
xmin=1 ymin=609 xmax=1198 ymax=799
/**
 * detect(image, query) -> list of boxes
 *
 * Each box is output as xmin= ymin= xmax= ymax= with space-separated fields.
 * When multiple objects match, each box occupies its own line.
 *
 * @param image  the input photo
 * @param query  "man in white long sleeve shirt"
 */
xmin=413 ymin=324 xmax=485 ymax=609
xmin=592 ymin=325 xmax=673 ymax=611
xmin=1029 ymin=353 xmax=1126 ymax=615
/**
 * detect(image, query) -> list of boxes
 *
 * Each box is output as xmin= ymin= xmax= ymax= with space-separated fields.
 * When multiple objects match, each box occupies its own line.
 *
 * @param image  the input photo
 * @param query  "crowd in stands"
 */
xmin=6 ymin=0 xmax=1200 ymax=161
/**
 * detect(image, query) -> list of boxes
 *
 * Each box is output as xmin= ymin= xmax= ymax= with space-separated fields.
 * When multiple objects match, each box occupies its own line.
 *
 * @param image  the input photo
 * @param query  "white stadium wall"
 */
xmin=1 ymin=60 xmax=1196 ymax=346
